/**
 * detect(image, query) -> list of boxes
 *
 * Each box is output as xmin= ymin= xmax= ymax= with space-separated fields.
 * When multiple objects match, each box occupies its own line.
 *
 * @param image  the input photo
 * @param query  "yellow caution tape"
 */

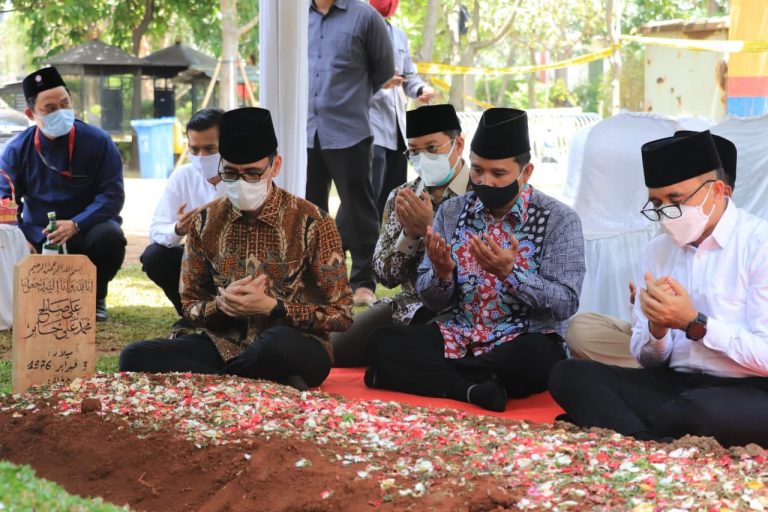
xmin=415 ymin=36 xmax=768 ymax=77
xmin=415 ymin=45 xmax=618 ymax=76
xmin=620 ymin=34 xmax=768 ymax=53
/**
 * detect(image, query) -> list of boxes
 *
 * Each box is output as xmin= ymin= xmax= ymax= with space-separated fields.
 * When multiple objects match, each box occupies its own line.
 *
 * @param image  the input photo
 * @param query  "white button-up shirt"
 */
xmin=630 ymin=199 xmax=768 ymax=378
xmin=148 ymin=163 xmax=222 ymax=247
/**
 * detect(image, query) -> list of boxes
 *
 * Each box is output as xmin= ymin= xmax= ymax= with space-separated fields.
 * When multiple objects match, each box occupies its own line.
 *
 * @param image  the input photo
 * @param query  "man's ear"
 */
xmin=270 ymin=155 xmax=283 ymax=180
xmin=24 ymin=107 xmax=35 ymax=121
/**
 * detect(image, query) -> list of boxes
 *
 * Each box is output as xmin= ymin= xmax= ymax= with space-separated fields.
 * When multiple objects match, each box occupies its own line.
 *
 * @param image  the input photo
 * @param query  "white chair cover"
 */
xmin=571 ymin=112 xmax=712 ymax=322
xmin=259 ymin=0 xmax=309 ymax=197
xmin=0 ymin=225 xmax=29 ymax=330
xmin=710 ymin=114 xmax=768 ymax=219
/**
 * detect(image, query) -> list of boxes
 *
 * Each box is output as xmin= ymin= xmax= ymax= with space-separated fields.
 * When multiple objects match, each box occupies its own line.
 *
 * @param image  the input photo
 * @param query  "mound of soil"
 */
xmin=0 ymin=373 xmax=766 ymax=511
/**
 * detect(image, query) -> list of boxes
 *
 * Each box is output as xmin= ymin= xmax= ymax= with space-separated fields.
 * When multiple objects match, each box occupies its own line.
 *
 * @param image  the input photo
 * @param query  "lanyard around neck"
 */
xmin=34 ymin=125 xmax=76 ymax=177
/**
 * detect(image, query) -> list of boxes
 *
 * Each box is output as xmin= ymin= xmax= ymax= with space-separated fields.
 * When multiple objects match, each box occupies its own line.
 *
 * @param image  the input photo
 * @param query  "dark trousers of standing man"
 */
xmin=140 ymin=242 xmax=184 ymax=316
xmin=306 ymin=134 xmax=379 ymax=291
xmin=372 ymin=143 xmax=408 ymax=223
xmin=36 ymin=221 xmax=126 ymax=301
xmin=549 ymin=359 xmax=768 ymax=447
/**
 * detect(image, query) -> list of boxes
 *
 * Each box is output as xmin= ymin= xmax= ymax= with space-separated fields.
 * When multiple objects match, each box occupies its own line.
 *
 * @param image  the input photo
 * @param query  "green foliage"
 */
xmin=0 ymin=461 xmax=129 ymax=511
xmin=9 ymin=0 xmax=258 ymax=65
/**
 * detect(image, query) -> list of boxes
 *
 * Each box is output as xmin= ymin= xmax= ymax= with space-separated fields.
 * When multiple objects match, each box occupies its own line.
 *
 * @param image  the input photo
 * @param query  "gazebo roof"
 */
xmin=144 ymin=43 xmax=217 ymax=68
xmin=47 ymin=39 xmax=147 ymax=75
xmin=143 ymin=42 xmax=218 ymax=79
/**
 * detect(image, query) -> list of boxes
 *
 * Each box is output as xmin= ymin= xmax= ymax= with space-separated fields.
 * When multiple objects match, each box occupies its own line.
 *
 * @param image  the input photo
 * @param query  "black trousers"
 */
xmin=140 ymin=243 xmax=184 ymax=316
xmin=119 ymin=326 xmax=332 ymax=387
xmin=367 ymin=323 xmax=567 ymax=401
xmin=306 ymin=134 xmax=379 ymax=291
xmin=549 ymin=359 xmax=768 ymax=447
xmin=372 ymin=143 xmax=407 ymax=222
xmin=36 ymin=221 xmax=126 ymax=301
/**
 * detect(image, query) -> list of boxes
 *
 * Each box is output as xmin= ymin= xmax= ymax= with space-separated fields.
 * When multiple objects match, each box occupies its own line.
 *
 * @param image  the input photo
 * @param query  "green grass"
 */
xmin=0 ymin=461 xmax=129 ymax=511
xmin=0 ymin=261 xmax=400 ymax=394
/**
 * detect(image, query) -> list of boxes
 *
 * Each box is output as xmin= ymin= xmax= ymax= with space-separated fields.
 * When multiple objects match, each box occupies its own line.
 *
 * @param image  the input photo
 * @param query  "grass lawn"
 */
xmin=0 ymin=261 xmax=399 ymax=394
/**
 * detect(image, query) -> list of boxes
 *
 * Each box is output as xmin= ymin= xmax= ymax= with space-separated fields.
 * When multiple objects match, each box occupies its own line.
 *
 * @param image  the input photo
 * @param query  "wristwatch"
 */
xmin=685 ymin=312 xmax=708 ymax=341
xmin=268 ymin=298 xmax=287 ymax=321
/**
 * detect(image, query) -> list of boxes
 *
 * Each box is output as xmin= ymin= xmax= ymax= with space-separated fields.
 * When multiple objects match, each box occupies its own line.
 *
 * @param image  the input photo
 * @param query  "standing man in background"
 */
xmin=306 ymin=0 xmax=394 ymax=307
xmin=368 ymin=0 xmax=435 ymax=220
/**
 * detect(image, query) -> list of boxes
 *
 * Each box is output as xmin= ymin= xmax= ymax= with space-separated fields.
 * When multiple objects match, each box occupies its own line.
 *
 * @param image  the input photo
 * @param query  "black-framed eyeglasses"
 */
xmin=403 ymin=139 xmax=455 ymax=159
xmin=640 ymin=179 xmax=715 ymax=221
xmin=218 ymin=157 xmax=274 ymax=183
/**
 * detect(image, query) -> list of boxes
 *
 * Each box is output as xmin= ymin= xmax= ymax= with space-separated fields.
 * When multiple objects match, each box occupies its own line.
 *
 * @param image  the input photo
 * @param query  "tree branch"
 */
xmin=238 ymin=15 xmax=259 ymax=37
xmin=132 ymin=0 xmax=155 ymax=55
xmin=470 ymin=1 xmax=521 ymax=52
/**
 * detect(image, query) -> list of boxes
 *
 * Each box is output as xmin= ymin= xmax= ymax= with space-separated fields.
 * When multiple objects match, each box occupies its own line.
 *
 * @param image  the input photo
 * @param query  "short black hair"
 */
xmin=186 ymin=108 xmax=224 ymax=134
xmin=26 ymin=86 xmax=72 ymax=111
xmin=513 ymin=151 xmax=531 ymax=167
xmin=718 ymin=167 xmax=734 ymax=189
xmin=443 ymin=129 xmax=461 ymax=139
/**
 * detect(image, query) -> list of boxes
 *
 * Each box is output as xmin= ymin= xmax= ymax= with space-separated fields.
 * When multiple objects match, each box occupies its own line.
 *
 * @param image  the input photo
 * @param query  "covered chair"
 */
xmin=570 ymin=112 xmax=712 ymax=322
xmin=710 ymin=114 xmax=768 ymax=219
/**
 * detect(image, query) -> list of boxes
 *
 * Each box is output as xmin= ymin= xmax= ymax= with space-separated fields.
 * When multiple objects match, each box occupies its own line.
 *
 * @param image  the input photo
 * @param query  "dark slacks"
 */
xmin=366 ymin=323 xmax=567 ymax=401
xmin=119 ymin=326 xmax=332 ymax=387
xmin=140 ymin=243 xmax=184 ymax=316
xmin=331 ymin=302 xmax=436 ymax=368
xmin=36 ymin=221 xmax=126 ymax=301
xmin=306 ymin=135 xmax=379 ymax=291
xmin=372 ymin=144 xmax=408 ymax=222
xmin=549 ymin=359 xmax=768 ymax=447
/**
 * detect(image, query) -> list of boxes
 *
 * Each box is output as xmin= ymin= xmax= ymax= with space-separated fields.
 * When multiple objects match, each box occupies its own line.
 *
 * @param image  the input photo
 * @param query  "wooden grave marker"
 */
xmin=12 ymin=254 xmax=96 ymax=393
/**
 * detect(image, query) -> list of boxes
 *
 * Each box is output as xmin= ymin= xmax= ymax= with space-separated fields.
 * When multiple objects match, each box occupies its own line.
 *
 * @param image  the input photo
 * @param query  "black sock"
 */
xmin=466 ymin=381 xmax=508 ymax=412
xmin=278 ymin=374 xmax=310 ymax=391
xmin=364 ymin=367 xmax=379 ymax=388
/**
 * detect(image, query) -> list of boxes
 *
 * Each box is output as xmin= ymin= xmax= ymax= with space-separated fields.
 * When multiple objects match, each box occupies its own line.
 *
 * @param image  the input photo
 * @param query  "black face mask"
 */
xmin=473 ymin=178 xmax=520 ymax=210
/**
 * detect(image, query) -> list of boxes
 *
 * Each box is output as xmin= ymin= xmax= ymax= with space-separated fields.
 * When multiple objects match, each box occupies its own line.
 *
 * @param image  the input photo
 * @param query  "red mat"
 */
xmin=318 ymin=368 xmax=563 ymax=423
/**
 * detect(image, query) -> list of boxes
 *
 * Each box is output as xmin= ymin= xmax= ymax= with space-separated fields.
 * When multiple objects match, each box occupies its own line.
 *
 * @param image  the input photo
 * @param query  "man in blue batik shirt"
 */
xmin=366 ymin=108 xmax=586 ymax=412
xmin=0 ymin=67 xmax=125 ymax=321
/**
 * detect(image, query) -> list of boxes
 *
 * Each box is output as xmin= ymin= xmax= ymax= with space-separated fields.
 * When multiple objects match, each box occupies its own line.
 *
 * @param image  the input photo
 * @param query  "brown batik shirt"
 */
xmin=181 ymin=186 xmax=353 ymax=361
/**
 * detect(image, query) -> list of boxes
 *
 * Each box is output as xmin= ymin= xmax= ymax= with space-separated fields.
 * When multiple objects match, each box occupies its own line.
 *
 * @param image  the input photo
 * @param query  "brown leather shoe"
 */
xmin=353 ymin=287 xmax=376 ymax=307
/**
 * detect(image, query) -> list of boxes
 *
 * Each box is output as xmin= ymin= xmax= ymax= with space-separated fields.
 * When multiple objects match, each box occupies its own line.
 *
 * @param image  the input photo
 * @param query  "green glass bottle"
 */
xmin=41 ymin=211 xmax=61 ymax=255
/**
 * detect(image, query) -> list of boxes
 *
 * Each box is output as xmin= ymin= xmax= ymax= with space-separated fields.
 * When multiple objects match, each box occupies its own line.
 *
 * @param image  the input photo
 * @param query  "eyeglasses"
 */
xmin=641 ymin=179 xmax=715 ymax=221
xmin=403 ymin=139 xmax=455 ymax=159
xmin=218 ymin=158 xmax=273 ymax=183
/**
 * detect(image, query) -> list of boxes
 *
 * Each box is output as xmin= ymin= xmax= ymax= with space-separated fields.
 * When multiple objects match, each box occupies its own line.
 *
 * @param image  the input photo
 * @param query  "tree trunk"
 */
xmin=528 ymin=47 xmax=537 ymax=108
xmin=220 ymin=0 xmax=239 ymax=110
xmin=606 ymin=0 xmax=624 ymax=115
xmin=416 ymin=0 xmax=440 ymax=62
xmin=496 ymin=46 xmax=517 ymax=106
xmin=131 ymin=0 xmax=154 ymax=122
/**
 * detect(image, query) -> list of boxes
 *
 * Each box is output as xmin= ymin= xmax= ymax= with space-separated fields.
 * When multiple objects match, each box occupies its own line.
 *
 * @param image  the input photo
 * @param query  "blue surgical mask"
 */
xmin=411 ymin=140 xmax=459 ymax=187
xmin=38 ymin=108 xmax=75 ymax=138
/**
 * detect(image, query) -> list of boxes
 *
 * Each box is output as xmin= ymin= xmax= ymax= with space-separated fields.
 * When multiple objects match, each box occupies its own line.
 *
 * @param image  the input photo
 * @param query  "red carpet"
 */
xmin=318 ymin=368 xmax=563 ymax=423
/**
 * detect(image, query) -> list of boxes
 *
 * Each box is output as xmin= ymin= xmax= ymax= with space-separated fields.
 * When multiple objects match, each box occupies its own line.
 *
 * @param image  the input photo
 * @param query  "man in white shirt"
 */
xmin=565 ymin=131 xmax=737 ymax=369
xmin=550 ymin=130 xmax=768 ymax=447
xmin=141 ymin=108 xmax=224 ymax=336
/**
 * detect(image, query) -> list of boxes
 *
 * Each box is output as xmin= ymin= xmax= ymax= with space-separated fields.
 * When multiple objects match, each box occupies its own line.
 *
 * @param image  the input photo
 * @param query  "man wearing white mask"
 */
xmin=550 ymin=130 xmax=768 ymax=447
xmin=332 ymin=104 xmax=471 ymax=366
xmin=141 ymin=108 xmax=224 ymax=337
xmin=366 ymin=108 xmax=585 ymax=412
xmin=120 ymin=107 xmax=353 ymax=391
xmin=0 ymin=66 xmax=125 ymax=321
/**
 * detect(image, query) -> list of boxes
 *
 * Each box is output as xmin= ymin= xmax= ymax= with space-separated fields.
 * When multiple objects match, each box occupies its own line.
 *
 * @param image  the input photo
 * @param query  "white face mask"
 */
xmin=224 ymin=179 xmax=269 ymax=211
xmin=189 ymin=153 xmax=220 ymax=181
xmin=37 ymin=108 xmax=75 ymax=138
xmin=411 ymin=140 xmax=459 ymax=187
xmin=660 ymin=182 xmax=715 ymax=246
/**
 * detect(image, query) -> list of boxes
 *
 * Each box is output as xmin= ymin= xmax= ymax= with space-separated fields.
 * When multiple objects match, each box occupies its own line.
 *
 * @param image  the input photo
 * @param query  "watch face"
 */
xmin=687 ymin=322 xmax=707 ymax=340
